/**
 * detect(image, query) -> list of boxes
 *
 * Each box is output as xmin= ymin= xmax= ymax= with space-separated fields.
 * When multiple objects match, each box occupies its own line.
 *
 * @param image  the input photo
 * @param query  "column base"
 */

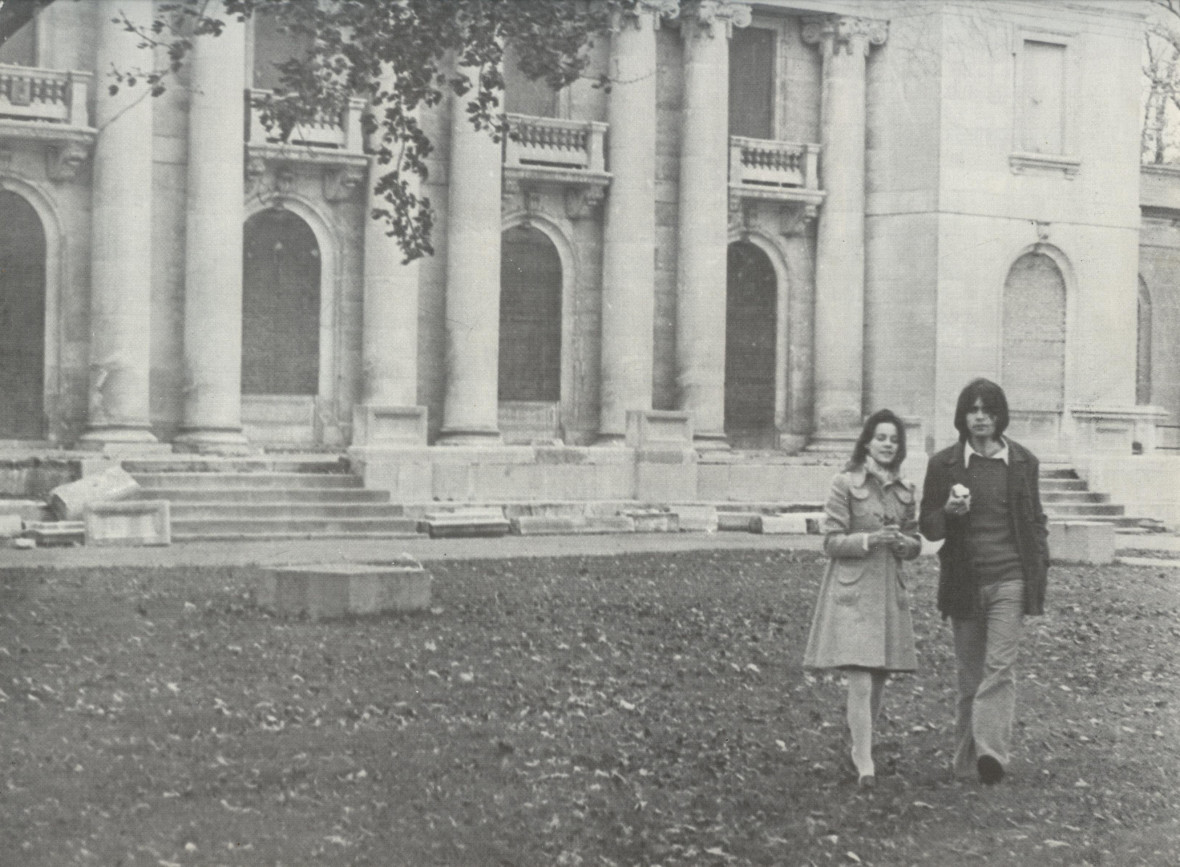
xmin=173 ymin=428 xmax=256 ymax=455
xmin=805 ymin=432 xmax=858 ymax=455
xmin=76 ymin=426 xmax=162 ymax=453
xmin=436 ymin=427 xmax=502 ymax=446
xmin=594 ymin=433 xmax=628 ymax=447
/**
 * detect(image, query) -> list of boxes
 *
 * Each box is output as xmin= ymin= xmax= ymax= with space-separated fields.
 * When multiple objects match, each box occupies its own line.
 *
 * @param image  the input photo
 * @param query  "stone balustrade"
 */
xmin=0 ymin=64 xmax=90 ymax=126
xmin=503 ymin=113 xmax=607 ymax=174
xmin=247 ymin=89 xmax=365 ymax=152
xmin=729 ymin=136 xmax=819 ymax=191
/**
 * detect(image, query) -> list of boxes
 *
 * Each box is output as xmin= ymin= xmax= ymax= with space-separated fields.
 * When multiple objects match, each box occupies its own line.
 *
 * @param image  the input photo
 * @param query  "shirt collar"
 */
xmin=964 ymin=437 xmax=1009 ymax=467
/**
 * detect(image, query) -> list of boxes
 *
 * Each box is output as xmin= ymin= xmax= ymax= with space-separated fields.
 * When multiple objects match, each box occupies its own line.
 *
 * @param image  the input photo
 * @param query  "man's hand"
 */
xmin=945 ymin=484 xmax=971 ymax=516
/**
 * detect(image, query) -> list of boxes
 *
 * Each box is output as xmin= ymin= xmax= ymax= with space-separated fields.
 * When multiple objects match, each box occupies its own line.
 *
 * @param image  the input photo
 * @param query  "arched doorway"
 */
xmin=1002 ymin=251 xmax=1066 ymax=450
xmin=0 ymin=190 xmax=46 ymax=439
xmin=499 ymin=225 xmax=562 ymax=443
xmin=241 ymin=209 xmax=321 ymax=442
xmin=725 ymin=241 xmax=777 ymax=448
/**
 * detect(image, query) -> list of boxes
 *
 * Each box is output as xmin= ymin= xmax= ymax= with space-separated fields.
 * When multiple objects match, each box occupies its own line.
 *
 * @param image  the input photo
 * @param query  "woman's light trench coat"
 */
xmin=802 ymin=466 xmax=922 ymax=672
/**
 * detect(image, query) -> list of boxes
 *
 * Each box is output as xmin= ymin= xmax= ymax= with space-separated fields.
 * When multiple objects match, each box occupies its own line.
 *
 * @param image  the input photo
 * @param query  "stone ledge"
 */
xmin=256 ymin=559 xmax=431 ymax=620
xmin=1050 ymin=520 xmax=1116 ymax=565
xmin=84 ymin=500 xmax=171 ymax=547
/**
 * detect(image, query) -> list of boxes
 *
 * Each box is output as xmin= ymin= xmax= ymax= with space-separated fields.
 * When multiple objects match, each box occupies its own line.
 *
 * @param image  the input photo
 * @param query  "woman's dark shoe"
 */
xmin=857 ymin=774 xmax=876 ymax=790
xmin=977 ymin=755 xmax=1004 ymax=785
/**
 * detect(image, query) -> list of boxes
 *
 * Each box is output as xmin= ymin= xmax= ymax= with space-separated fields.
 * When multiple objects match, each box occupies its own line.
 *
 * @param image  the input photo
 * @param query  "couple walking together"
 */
xmin=802 ymin=378 xmax=1051 ymax=789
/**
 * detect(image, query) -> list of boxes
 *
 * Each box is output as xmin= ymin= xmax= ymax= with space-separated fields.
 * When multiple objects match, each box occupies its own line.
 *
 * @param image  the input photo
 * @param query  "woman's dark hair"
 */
xmin=953 ymin=378 xmax=1009 ymax=441
xmin=848 ymin=409 xmax=907 ymax=471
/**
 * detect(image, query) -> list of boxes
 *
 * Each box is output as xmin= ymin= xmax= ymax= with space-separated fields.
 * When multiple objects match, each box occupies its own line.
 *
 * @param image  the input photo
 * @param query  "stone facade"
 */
xmin=0 ymin=0 xmax=1172 ymax=482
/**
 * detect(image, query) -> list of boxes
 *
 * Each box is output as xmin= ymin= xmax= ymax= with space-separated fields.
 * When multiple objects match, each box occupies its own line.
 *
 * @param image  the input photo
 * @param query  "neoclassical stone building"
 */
xmin=0 ymin=0 xmax=1175 ymax=515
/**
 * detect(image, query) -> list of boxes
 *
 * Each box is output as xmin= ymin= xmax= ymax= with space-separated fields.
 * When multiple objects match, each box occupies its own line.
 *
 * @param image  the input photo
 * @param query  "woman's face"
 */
xmin=867 ymin=422 xmax=900 ymax=468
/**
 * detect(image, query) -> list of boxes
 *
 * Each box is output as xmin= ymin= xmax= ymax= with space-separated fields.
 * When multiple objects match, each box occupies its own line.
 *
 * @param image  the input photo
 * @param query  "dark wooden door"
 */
xmin=0 ymin=190 xmax=45 ymax=438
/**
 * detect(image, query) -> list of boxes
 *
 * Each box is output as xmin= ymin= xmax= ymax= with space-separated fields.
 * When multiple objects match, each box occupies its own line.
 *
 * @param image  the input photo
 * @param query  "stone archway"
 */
xmin=1002 ymin=251 xmax=1067 ymax=449
xmin=725 ymin=240 xmax=777 ymax=448
xmin=0 ymin=189 xmax=46 ymax=439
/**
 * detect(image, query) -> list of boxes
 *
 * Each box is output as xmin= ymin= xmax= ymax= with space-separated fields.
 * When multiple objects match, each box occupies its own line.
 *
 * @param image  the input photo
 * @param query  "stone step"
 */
xmin=130 ymin=472 xmax=363 ymax=489
xmin=170 ymin=516 xmax=420 ymax=538
xmin=1044 ymin=503 xmax=1125 ymax=517
xmin=135 ymin=486 xmax=389 ymax=504
xmin=168 ymin=502 xmax=408 ymax=520
xmin=121 ymin=457 xmax=349 ymax=474
xmin=1039 ymin=478 xmax=1089 ymax=491
xmin=1042 ymin=491 xmax=1110 ymax=504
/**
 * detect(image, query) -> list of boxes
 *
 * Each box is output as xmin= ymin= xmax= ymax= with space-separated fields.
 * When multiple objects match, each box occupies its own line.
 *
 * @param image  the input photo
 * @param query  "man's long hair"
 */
xmin=953 ymin=378 xmax=1010 ymax=442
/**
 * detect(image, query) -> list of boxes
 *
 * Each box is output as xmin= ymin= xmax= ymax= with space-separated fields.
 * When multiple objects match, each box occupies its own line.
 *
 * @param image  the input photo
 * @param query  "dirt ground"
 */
xmin=2 ymin=549 xmax=1178 ymax=866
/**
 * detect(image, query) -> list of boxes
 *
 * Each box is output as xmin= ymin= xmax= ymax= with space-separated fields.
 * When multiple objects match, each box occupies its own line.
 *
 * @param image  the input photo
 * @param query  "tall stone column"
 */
xmin=175 ymin=10 xmax=249 ymax=452
xmin=598 ymin=0 xmax=676 ymax=443
xmin=803 ymin=15 xmax=887 ymax=444
xmin=354 ymin=88 xmax=427 ymax=447
xmin=79 ymin=0 xmax=157 ymax=448
xmin=437 ymin=65 xmax=503 ymax=444
xmin=676 ymin=0 xmax=749 ymax=447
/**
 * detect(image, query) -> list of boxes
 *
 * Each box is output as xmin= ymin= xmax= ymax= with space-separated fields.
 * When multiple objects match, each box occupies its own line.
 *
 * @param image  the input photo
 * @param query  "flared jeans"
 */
xmin=950 ymin=579 xmax=1024 ymax=777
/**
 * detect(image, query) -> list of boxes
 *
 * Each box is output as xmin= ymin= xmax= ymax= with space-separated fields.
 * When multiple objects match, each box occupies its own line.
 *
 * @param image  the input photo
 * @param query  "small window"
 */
xmin=503 ymin=43 xmax=559 ymax=118
xmin=0 ymin=12 xmax=36 ymax=67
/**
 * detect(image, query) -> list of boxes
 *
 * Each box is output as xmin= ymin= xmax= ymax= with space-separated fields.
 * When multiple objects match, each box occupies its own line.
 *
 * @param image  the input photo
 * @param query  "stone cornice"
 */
xmin=679 ymin=0 xmax=751 ymax=40
xmin=801 ymin=14 xmax=888 ymax=56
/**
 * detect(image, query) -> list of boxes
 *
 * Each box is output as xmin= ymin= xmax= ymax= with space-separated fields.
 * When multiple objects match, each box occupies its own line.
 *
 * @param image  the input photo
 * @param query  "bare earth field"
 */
xmin=1 ymin=549 xmax=1177 ymax=866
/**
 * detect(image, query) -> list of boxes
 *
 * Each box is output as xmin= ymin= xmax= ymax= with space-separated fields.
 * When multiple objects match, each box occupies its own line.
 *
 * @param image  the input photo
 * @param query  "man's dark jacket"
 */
xmin=919 ymin=438 xmax=1050 ymax=619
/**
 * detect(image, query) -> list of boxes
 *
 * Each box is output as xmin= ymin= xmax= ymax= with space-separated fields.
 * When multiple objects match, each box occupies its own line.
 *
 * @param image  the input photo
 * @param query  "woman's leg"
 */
xmin=846 ymin=670 xmax=876 ymax=779
xmin=871 ymin=670 xmax=887 ymax=724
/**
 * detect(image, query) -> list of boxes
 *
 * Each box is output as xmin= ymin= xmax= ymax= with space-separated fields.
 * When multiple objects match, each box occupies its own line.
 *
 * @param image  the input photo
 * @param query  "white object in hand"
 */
xmin=951 ymin=484 xmax=970 ymax=498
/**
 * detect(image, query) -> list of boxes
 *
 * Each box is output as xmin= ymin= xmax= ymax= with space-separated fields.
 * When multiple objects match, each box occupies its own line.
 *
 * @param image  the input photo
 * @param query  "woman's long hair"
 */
xmin=846 ymin=409 xmax=907 ymax=472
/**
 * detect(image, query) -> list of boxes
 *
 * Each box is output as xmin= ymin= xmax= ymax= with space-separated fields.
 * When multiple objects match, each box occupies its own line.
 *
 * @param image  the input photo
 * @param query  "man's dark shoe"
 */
xmin=977 ymin=755 xmax=1004 ymax=785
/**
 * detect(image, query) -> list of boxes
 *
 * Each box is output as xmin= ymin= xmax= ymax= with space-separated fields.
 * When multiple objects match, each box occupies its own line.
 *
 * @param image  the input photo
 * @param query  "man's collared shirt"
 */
xmin=964 ymin=437 xmax=1009 ymax=467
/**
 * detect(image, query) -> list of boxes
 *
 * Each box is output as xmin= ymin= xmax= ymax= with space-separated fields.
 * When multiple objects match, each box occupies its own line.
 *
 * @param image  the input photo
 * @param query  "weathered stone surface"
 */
xmin=421 ymin=508 xmax=510 ymax=539
xmin=24 ymin=521 xmax=86 ymax=547
xmin=755 ymin=513 xmax=824 ymax=535
xmin=84 ymin=500 xmax=171 ymax=547
xmin=622 ymin=509 xmax=678 ymax=533
xmin=0 ymin=514 xmax=24 ymax=537
xmin=672 ymin=505 xmax=718 ymax=533
xmin=717 ymin=512 xmax=759 ymax=533
xmin=49 ymin=465 xmax=141 ymax=521
xmin=256 ymin=558 xmax=431 ymax=619
xmin=1050 ymin=521 xmax=1116 ymax=565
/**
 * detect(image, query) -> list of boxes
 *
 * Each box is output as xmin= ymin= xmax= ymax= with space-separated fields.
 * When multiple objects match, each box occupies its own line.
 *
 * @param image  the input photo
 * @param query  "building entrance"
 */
xmin=725 ymin=241 xmax=777 ymax=448
xmin=0 ymin=190 xmax=46 ymax=439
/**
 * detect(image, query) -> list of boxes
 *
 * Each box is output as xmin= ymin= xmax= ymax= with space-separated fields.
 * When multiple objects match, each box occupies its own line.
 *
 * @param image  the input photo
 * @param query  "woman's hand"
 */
xmin=866 ymin=527 xmax=904 ymax=551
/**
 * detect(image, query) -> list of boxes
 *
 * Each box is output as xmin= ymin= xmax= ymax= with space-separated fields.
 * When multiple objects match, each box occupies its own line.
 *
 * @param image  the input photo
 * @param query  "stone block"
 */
xmin=625 ymin=410 xmax=693 ymax=448
xmin=717 ymin=512 xmax=759 ymax=533
xmin=84 ymin=500 xmax=171 ymax=547
xmin=257 ymin=558 xmax=431 ymax=619
xmin=24 ymin=521 xmax=86 ymax=547
xmin=754 ymin=512 xmax=823 ymax=535
xmin=673 ymin=505 xmax=718 ymax=533
xmin=421 ymin=508 xmax=510 ymax=539
xmin=49 ymin=465 xmax=141 ymax=520
xmin=351 ymin=404 xmax=429 ymax=447
xmin=1050 ymin=521 xmax=1116 ymax=565
xmin=622 ymin=509 xmax=679 ymax=533
xmin=510 ymin=515 xmax=587 ymax=536
xmin=0 ymin=514 xmax=23 ymax=537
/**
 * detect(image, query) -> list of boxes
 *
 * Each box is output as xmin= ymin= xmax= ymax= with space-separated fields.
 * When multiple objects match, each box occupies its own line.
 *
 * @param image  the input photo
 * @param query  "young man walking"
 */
xmin=919 ymin=378 xmax=1050 ymax=785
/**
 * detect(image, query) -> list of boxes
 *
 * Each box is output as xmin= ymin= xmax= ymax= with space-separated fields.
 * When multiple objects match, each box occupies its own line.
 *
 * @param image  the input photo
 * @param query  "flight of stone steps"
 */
xmin=123 ymin=456 xmax=419 ymax=542
xmin=1039 ymin=465 xmax=1161 ymax=531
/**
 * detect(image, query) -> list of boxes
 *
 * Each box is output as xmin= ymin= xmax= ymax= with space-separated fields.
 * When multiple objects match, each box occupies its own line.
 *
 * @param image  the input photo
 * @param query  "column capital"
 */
xmin=612 ymin=0 xmax=679 ymax=32
xmin=801 ymin=15 xmax=888 ymax=56
xmin=680 ymin=0 xmax=751 ymax=40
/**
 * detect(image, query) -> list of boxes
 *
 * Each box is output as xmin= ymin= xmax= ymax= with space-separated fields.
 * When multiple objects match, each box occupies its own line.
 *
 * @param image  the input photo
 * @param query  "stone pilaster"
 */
xmin=676 ymin=0 xmax=750 ymax=448
xmin=175 ymin=10 xmax=250 ymax=453
xmin=437 ymin=64 xmax=503 ymax=444
xmin=802 ymin=15 xmax=887 ymax=444
xmin=598 ymin=0 xmax=678 ymax=443
xmin=79 ymin=0 xmax=157 ymax=448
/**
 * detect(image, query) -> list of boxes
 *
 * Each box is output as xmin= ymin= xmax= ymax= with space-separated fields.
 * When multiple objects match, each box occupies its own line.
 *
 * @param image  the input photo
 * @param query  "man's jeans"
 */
xmin=951 ymin=579 xmax=1024 ymax=777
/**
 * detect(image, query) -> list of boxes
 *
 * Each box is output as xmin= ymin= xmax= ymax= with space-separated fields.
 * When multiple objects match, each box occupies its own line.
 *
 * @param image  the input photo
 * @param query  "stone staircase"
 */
xmin=123 ymin=457 xmax=418 ymax=542
xmin=1040 ymin=465 xmax=1158 ymax=530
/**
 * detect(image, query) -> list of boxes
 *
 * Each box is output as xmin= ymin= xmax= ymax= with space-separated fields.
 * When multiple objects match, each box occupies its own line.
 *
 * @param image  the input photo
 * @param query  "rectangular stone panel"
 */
xmin=84 ymin=500 xmax=171 ymax=547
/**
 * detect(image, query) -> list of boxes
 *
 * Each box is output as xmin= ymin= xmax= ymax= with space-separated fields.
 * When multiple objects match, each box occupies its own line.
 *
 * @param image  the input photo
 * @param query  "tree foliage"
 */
xmin=113 ymin=0 xmax=630 ymax=261
xmin=1144 ymin=0 xmax=1180 ymax=164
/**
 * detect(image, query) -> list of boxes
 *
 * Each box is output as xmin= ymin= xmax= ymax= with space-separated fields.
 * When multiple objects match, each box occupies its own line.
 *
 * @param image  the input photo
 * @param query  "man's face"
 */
xmin=966 ymin=399 xmax=997 ymax=441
